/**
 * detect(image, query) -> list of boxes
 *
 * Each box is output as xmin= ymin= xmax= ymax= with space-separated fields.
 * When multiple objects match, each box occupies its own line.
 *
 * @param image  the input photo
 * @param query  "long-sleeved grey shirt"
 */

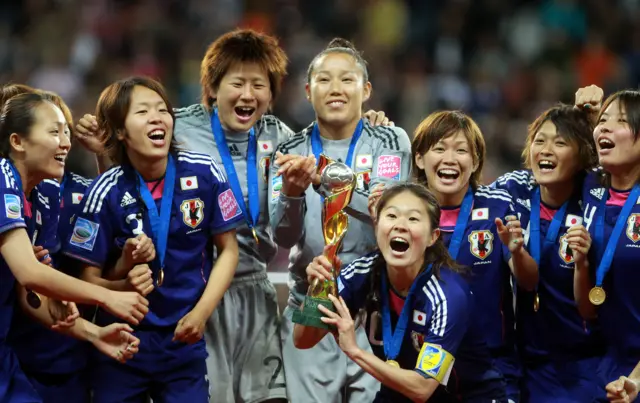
xmin=174 ymin=104 xmax=294 ymax=277
xmin=268 ymin=121 xmax=412 ymax=304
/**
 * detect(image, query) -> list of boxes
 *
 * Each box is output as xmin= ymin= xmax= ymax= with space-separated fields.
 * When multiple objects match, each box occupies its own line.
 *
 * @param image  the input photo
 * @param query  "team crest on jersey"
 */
xmin=411 ymin=331 xmax=425 ymax=352
xmin=558 ymin=233 xmax=574 ymax=264
xmin=626 ymin=214 xmax=640 ymax=243
xmin=356 ymin=171 xmax=371 ymax=192
xmin=260 ymin=157 xmax=271 ymax=182
xmin=468 ymin=230 xmax=493 ymax=260
xmin=180 ymin=198 xmax=205 ymax=228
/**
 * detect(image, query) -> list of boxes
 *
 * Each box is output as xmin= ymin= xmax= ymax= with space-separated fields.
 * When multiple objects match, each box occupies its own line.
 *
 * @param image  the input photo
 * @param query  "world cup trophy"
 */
xmin=292 ymin=154 xmax=356 ymax=329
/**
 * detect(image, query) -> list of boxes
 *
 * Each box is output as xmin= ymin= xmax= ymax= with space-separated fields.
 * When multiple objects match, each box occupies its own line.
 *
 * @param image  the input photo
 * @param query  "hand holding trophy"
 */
xmin=292 ymin=154 xmax=356 ymax=329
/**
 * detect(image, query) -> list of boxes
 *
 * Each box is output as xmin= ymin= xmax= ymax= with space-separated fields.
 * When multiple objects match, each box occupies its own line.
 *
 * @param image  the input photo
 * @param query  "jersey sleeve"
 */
xmin=61 ymin=172 xmax=117 ymax=268
xmin=415 ymin=279 xmax=470 ymax=383
xmin=268 ymin=135 xmax=308 ymax=249
xmin=207 ymin=158 xmax=244 ymax=235
xmin=345 ymin=126 xmax=412 ymax=224
xmin=0 ymin=178 xmax=26 ymax=235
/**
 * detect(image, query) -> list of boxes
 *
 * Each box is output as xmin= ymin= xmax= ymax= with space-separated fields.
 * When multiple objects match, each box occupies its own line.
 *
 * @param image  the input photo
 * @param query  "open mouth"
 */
xmin=148 ymin=129 xmax=166 ymax=145
xmin=598 ymin=138 xmax=615 ymax=150
xmin=390 ymin=237 xmax=410 ymax=253
xmin=327 ymin=100 xmax=346 ymax=108
xmin=538 ymin=160 xmax=556 ymax=172
xmin=234 ymin=106 xmax=255 ymax=120
xmin=53 ymin=154 xmax=66 ymax=164
xmin=437 ymin=168 xmax=460 ymax=181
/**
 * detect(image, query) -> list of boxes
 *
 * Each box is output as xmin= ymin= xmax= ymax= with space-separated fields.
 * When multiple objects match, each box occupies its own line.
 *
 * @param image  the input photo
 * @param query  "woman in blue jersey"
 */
xmin=0 ymin=91 xmax=148 ymax=402
xmin=569 ymin=86 xmax=640 ymax=402
xmin=63 ymin=76 xmax=243 ymax=403
xmin=400 ymin=111 xmax=538 ymax=402
xmin=5 ymin=86 xmax=114 ymax=403
xmin=295 ymin=182 xmax=507 ymax=402
xmin=491 ymin=103 xmax=602 ymax=402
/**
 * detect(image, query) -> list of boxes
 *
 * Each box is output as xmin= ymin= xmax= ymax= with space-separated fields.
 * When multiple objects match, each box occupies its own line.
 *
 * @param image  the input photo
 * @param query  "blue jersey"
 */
xmin=439 ymin=185 xmax=522 ymax=351
xmin=9 ymin=174 xmax=92 ymax=375
xmin=493 ymin=170 xmax=603 ymax=360
xmin=63 ymin=151 xmax=243 ymax=329
xmin=339 ymin=252 xmax=505 ymax=402
xmin=582 ymin=170 xmax=640 ymax=360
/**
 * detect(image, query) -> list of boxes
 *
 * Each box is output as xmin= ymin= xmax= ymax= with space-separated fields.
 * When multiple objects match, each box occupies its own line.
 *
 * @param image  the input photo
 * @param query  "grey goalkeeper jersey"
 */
xmin=174 ymin=104 xmax=294 ymax=276
xmin=268 ymin=121 xmax=412 ymax=304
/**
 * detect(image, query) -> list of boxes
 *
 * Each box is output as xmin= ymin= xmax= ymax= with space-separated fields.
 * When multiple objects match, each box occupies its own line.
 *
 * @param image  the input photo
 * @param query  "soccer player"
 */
xmin=6 ymin=88 xmax=96 ymax=403
xmin=491 ymin=103 xmax=603 ymax=402
xmin=402 ymin=110 xmax=537 ymax=402
xmin=297 ymin=183 xmax=508 ymax=402
xmin=63 ymin=76 xmax=242 ymax=402
xmin=575 ymin=87 xmax=640 ymax=402
xmin=0 ymin=91 xmax=146 ymax=402
xmin=271 ymin=38 xmax=411 ymax=402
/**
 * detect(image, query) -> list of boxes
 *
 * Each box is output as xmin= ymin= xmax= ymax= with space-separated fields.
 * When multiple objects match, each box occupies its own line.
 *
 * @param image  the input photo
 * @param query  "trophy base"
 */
xmin=292 ymin=296 xmax=335 ymax=330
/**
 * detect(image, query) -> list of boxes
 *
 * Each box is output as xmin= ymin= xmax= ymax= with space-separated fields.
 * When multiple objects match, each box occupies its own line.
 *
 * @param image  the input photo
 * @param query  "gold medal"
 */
xmin=589 ymin=286 xmax=606 ymax=305
xmin=157 ymin=268 xmax=165 ymax=287
xmin=252 ymin=227 xmax=259 ymax=244
xmin=386 ymin=359 xmax=400 ymax=368
xmin=26 ymin=289 xmax=41 ymax=309
xmin=533 ymin=293 xmax=540 ymax=312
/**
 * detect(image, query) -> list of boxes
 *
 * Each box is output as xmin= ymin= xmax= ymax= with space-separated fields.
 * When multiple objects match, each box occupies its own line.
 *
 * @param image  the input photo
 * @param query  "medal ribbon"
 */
xmin=594 ymin=184 xmax=640 ymax=287
xmin=210 ymin=109 xmax=259 ymax=235
xmin=380 ymin=264 xmax=433 ymax=361
xmin=448 ymin=188 xmax=474 ymax=260
xmin=135 ymin=154 xmax=176 ymax=273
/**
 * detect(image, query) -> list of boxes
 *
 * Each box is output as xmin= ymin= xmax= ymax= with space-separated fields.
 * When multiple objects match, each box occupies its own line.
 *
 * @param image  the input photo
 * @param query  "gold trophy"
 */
xmin=292 ymin=154 xmax=356 ymax=329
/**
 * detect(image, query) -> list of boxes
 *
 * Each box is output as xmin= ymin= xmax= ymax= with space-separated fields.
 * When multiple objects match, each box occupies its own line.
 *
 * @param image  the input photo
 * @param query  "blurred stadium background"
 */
xmin=1 ymin=0 xmax=638 ymax=305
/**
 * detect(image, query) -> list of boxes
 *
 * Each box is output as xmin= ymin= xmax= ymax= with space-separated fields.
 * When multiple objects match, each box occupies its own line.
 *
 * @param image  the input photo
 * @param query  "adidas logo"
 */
xmin=516 ymin=198 xmax=531 ymax=210
xmin=120 ymin=191 xmax=136 ymax=207
xmin=229 ymin=144 xmax=242 ymax=157
xmin=590 ymin=188 xmax=605 ymax=200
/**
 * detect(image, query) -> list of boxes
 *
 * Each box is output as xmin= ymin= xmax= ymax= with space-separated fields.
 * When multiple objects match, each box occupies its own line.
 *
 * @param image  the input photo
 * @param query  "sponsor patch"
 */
xmin=218 ymin=189 xmax=241 ymax=222
xmin=472 ymin=208 xmax=488 ymax=220
xmin=271 ymin=176 xmax=282 ymax=201
xmin=180 ymin=176 xmax=198 ymax=191
xmin=72 ymin=193 xmax=83 ymax=204
xmin=468 ymin=230 xmax=493 ymax=260
xmin=180 ymin=198 xmax=205 ymax=228
xmin=376 ymin=155 xmax=401 ymax=180
xmin=411 ymin=331 xmax=425 ymax=352
xmin=258 ymin=140 xmax=273 ymax=153
xmin=69 ymin=218 xmax=99 ymax=251
xmin=558 ymin=233 xmax=574 ymax=264
xmin=4 ymin=194 xmax=21 ymax=219
xmin=565 ymin=214 xmax=582 ymax=228
xmin=416 ymin=343 xmax=455 ymax=384
xmin=413 ymin=310 xmax=426 ymax=325
xmin=356 ymin=154 xmax=373 ymax=169
xmin=627 ymin=213 xmax=640 ymax=243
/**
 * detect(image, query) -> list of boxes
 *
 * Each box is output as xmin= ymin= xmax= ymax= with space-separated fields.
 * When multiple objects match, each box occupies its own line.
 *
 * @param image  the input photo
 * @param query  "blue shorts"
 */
xmin=521 ymin=356 xmax=603 ymax=403
xmin=492 ymin=350 xmax=522 ymax=402
xmin=592 ymin=352 xmax=638 ymax=403
xmin=25 ymin=370 xmax=89 ymax=403
xmin=0 ymin=344 xmax=42 ymax=403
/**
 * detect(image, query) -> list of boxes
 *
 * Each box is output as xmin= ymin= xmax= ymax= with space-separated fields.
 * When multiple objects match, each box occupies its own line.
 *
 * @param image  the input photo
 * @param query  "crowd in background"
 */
xmin=0 ymin=0 xmax=638 ymax=181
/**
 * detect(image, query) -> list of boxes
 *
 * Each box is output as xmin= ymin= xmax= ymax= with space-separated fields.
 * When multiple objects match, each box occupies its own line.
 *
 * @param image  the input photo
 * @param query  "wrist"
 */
xmin=345 ymin=346 xmax=363 ymax=361
xmin=94 ymin=287 xmax=111 ymax=308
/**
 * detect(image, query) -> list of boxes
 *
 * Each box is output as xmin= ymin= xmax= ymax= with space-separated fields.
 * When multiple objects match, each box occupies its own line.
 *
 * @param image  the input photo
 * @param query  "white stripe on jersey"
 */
xmin=423 ymin=278 xmax=448 ymax=337
xmin=475 ymin=188 xmax=512 ymax=204
xmin=83 ymin=168 xmax=123 ymax=214
xmin=37 ymin=191 xmax=50 ymax=210
xmin=341 ymin=254 xmax=378 ymax=280
xmin=43 ymin=179 xmax=60 ymax=187
xmin=70 ymin=173 xmax=92 ymax=187
xmin=495 ymin=172 xmax=532 ymax=187
xmin=176 ymin=151 xmax=226 ymax=182
xmin=0 ymin=159 xmax=16 ymax=189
